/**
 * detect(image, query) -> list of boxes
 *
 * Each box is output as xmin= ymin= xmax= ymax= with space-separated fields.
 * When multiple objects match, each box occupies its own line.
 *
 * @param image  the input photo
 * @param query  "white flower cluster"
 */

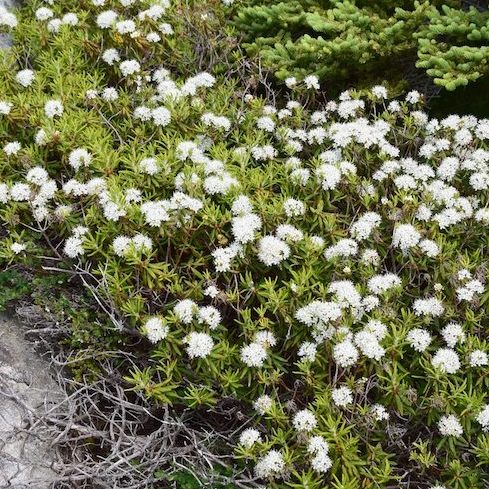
xmin=0 ymin=6 xmax=17 ymax=27
xmin=253 ymin=394 xmax=273 ymax=415
xmin=438 ymin=414 xmax=463 ymax=437
xmin=283 ymin=198 xmax=305 ymax=217
xmin=44 ymin=99 xmax=63 ymax=118
xmin=140 ymin=191 xmax=202 ymax=227
xmin=63 ymin=226 xmax=88 ymax=258
xmin=201 ymin=112 xmax=231 ymax=131
xmin=11 ymin=242 xmax=26 ymax=254
xmin=0 ymin=100 xmax=12 ymax=115
xmin=113 ymin=234 xmax=153 ymax=257
xmin=324 ymin=238 xmax=357 ymax=260
xmin=292 ymin=409 xmax=317 ymax=432
xmin=350 ymin=212 xmax=381 ymax=240
xmin=456 ymin=278 xmax=484 ymax=302
xmin=367 ymin=273 xmax=401 ymax=294
xmin=413 ymin=297 xmax=445 ymax=317
xmin=432 ymin=348 xmax=460 ymax=374
xmin=371 ymin=404 xmax=389 ymax=421
xmin=231 ymin=195 xmax=262 ymax=244
xmin=254 ymin=449 xmax=285 ymax=479
xmin=144 ymin=317 xmax=168 ymax=343
xmin=295 ymin=300 xmax=342 ymax=339
xmin=16 ymin=69 xmax=35 ymax=87
xmin=184 ymin=332 xmax=214 ymax=359
xmin=284 ymin=75 xmax=320 ymax=90
xmin=307 ymin=435 xmax=332 ymax=473
xmin=392 ymin=223 xmax=421 ymax=252
xmin=469 ymin=350 xmax=488 ymax=367
xmin=68 ymin=148 xmax=92 ymax=171
xmin=476 ymin=405 xmax=489 ymax=432
xmin=241 ymin=331 xmax=276 ymax=367
xmin=238 ymin=428 xmax=261 ymax=448
xmin=407 ymin=328 xmax=432 ymax=352
xmin=333 ymin=338 xmax=359 ymax=367
xmin=332 ymin=386 xmax=353 ymax=407
xmin=441 ymin=322 xmax=465 ymax=348
xmin=257 ymin=235 xmax=290 ymax=266
xmin=174 ymin=299 xmax=198 ymax=324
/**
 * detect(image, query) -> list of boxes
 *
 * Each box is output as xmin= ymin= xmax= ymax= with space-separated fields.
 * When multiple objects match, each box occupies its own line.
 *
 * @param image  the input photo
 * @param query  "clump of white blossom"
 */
xmin=438 ymin=414 xmax=463 ymax=437
xmin=239 ymin=428 xmax=261 ymax=448
xmin=144 ymin=317 xmax=168 ymax=343
xmin=254 ymin=449 xmax=285 ymax=479
xmin=257 ymin=235 xmax=290 ymax=266
xmin=292 ymin=409 xmax=317 ymax=432
xmin=332 ymin=386 xmax=353 ymax=407
xmin=307 ymin=435 xmax=332 ymax=473
xmin=184 ymin=332 xmax=214 ymax=359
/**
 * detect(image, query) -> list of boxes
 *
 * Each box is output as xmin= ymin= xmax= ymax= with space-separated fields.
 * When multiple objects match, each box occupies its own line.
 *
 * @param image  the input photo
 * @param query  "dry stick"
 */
xmin=3 ymin=346 xmax=261 ymax=488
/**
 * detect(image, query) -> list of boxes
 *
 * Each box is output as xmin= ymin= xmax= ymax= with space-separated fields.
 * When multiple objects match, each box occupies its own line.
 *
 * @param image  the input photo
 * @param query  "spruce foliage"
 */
xmin=233 ymin=0 xmax=489 ymax=92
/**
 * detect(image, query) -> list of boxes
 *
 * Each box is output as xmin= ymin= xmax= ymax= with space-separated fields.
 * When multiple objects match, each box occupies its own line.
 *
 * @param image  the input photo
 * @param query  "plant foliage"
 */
xmin=0 ymin=0 xmax=488 ymax=488
xmin=233 ymin=0 xmax=489 ymax=92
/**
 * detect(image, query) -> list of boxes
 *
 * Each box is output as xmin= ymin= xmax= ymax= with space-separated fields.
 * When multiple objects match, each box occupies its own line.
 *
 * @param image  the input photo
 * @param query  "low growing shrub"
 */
xmin=0 ymin=1 xmax=489 ymax=487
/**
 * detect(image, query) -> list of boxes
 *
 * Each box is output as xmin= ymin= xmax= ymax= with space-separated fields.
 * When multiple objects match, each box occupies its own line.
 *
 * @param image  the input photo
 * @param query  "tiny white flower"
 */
xmin=304 ymin=75 xmax=320 ymax=90
xmin=35 ymin=7 xmax=53 ymax=20
xmin=257 ymin=236 xmax=290 ymax=266
xmin=11 ymin=242 xmax=26 ymax=254
xmin=241 ymin=342 xmax=267 ymax=367
xmin=16 ymin=69 xmax=35 ymax=87
xmin=254 ymin=450 xmax=285 ymax=479
xmin=144 ymin=317 xmax=168 ymax=343
xmin=469 ymin=350 xmax=488 ymax=367
xmin=68 ymin=148 xmax=92 ymax=170
xmin=285 ymin=76 xmax=297 ymax=88
xmin=4 ymin=141 xmax=21 ymax=155
xmin=332 ymin=386 xmax=353 ymax=407
xmin=371 ymin=404 xmax=389 ymax=421
xmin=407 ymin=328 xmax=432 ymax=352
xmin=184 ymin=332 xmax=214 ymax=359
xmin=119 ymin=59 xmax=140 ymax=77
xmin=0 ymin=101 xmax=12 ymax=115
xmin=298 ymin=342 xmax=317 ymax=362
xmin=204 ymin=285 xmax=219 ymax=298
xmin=174 ymin=299 xmax=197 ymax=324
xmin=476 ymin=405 xmax=489 ymax=432
xmin=239 ymin=428 xmax=261 ymax=448
xmin=438 ymin=414 xmax=463 ymax=437
xmin=44 ymin=99 xmax=63 ymax=118
xmin=432 ymin=348 xmax=460 ymax=374
xmin=62 ymin=13 xmax=78 ymax=25
xmin=292 ymin=409 xmax=317 ymax=432
xmin=253 ymin=394 xmax=273 ymax=414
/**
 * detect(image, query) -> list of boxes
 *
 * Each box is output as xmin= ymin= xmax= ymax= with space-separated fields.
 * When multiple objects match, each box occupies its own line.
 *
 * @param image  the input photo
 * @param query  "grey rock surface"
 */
xmin=0 ymin=315 xmax=60 ymax=488
xmin=0 ymin=0 xmax=18 ymax=48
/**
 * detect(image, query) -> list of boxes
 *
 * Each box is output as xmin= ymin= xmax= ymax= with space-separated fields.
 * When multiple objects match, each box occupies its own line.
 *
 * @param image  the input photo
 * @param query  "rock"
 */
xmin=0 ymin=315 xmax=60 ymax=488
xmin=0 ymin=0 xmax=19 ymax=48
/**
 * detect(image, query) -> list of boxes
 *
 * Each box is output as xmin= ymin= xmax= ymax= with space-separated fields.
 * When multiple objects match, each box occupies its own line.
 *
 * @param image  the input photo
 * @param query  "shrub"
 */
xmin=0 ymin=269 xmax=30 ymax=309
xmin=232 ymin=0 xmax=489 ymax=93
xmin=1 ymin=1 xmax=489 ymax=488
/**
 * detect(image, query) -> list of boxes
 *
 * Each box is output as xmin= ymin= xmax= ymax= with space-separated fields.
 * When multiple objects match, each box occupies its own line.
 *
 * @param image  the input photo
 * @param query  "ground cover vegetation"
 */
xmin=0 ymin=0 xmax=489 ymax=488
